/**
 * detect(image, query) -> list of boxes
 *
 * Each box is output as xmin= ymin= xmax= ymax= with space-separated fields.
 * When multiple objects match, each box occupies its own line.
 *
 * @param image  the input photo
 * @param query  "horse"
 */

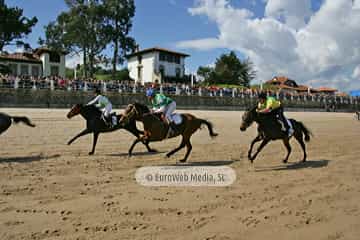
xmin=240 ymin=106 xmax=312 ymax=163
xmin=66 ymin=104 xmax=156 ymax=155
xmin=0 ymin=112 xmax=35 ymax=135
xmin=119 ymin=102 xmax=218 ymax=162
xmin=356 ymin=111 xmax=360 ymax=120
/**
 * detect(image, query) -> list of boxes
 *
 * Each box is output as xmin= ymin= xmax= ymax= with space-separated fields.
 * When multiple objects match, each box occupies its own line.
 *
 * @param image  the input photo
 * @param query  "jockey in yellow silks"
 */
xmin=257 ymin=92 xmax=294 ymax=137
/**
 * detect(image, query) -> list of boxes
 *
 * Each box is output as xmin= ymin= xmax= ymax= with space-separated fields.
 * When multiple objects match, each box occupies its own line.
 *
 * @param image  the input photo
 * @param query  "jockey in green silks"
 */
xmin=87 ymin=88 xmax=113 ymax=126
xmin=146 ymin=88 xmax=179 ymax=135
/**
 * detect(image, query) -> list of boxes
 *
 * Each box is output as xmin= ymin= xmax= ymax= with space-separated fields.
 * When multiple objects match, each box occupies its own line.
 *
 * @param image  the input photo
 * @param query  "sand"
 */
xmin=0 ymin=108 xmax=359 ymax=240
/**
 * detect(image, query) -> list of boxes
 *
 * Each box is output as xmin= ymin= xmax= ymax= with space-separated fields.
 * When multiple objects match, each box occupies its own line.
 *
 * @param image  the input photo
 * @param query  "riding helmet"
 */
xmin=146 ymin=88 xmax=155 ymax=97
xmin=95 ymin=88 xmax=101 ymax=95
xmin=258 ymin=92 xmax=267 ymax=100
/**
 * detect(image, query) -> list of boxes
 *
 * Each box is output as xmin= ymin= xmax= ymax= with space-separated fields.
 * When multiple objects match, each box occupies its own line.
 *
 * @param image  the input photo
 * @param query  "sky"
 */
xmin=4 ymin=0 xmax=360 ymax=91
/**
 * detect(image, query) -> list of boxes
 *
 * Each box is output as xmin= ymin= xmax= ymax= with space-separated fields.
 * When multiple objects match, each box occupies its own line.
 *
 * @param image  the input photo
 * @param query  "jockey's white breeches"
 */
xmin=154 ymin=101 xmax=176 ymax=122
xmin=101 ymin=103 xmax=112 ymax=117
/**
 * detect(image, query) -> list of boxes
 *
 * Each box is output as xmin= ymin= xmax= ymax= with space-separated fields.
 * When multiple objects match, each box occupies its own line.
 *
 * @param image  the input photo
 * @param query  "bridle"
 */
xmin=67 ymin=104 xmax=81 ymax=119
xmin=120 ymin=104 xmax=139 ymax=125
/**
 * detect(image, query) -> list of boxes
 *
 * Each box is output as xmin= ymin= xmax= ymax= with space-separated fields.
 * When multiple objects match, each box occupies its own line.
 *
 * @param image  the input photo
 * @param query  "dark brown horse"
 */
xmin=240 ymin=107 xmax=311 ymax=163
xmin=0 ymin=112 xmax=35 ymax=135
xmin=119 ymin=102 xmax=218 ymax=162
xmin=66 ymin=104 xmax=156 ymax=155
xmin=356 ymin=111 xmax=360 ymax=120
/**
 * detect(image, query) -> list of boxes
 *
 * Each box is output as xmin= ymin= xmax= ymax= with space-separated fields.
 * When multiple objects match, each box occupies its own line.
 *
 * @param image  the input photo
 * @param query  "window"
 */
xmin=49 ymin=52 xmax=61 ymax=63
xmin=166 ymin=54 xmax=173 ymax=62
xmin=137 ymin=66 xmax=143 ymax=81
xmin=159 ymin=65 xmax=165 ymax=77
xmin=20 ymin=64 xmax=29 ymax=75
xmin=50 ymin=66 xmax=59 ymax=76
xmin=159 ymin=52 xmax=166 ymax=61
xmin=176 ymin=68 xmax=181 ymax=78
xmin=174 ymin=56 xmax=180 ymax=64
xmin=31 ymin=66 xmax=40 ymax=76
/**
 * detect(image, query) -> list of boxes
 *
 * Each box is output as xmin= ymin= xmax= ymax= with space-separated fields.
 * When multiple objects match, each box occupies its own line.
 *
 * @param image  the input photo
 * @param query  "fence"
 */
xmin=0 ymin=76 xmax=359 ymax=111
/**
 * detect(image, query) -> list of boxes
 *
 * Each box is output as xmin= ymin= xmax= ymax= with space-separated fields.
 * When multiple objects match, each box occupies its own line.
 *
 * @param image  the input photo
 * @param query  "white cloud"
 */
xmin=176 ymin=0 xmax=360 ymax=91
xmin=177 ymin=38 xmax=224 ymax=50
xmin=65 ymin=52 xmax=83 ymax=69
xmin=265 ymin=0 xmax=312 ymax=30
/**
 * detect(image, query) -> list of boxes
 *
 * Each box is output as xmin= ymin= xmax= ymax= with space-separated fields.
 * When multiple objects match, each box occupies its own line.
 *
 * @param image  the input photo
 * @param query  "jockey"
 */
xmin=87 ymin=88 xmax=113 ymax=126
xmin=146 ymin=88 xmax=179 ymax=134
xmin=257 ymin=92 xmax=294 ymax=137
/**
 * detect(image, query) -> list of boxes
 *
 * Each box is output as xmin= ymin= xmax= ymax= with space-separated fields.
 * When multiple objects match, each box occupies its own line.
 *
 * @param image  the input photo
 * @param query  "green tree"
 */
xmin=41 ymin=0 xmax=108 ymax=77
xmin=102 ymin=0 xmax=136 ymax=78
xmin=214 ymin=51 xmax=256 ymax=87
xmin=0 ymin=1 xmax=38 ymax=51
xmin=197 ymin=51 xmax=256 ymax=87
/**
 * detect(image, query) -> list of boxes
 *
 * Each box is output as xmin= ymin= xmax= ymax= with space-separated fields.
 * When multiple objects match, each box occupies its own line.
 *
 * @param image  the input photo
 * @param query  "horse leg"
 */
xmin=179 ymin=138 xmax=192 ymax=163
xmin=282 ymin=138 xmax=292 ymax=163
xmin=68 ymin=129 xmax=91 ymax=145
xmin=128 ymin=138 xmax=142 ymax=157
xmin=248 ymin=134 xmax=263 ymax=160
xmin=125 ymin=124 xmax=157 ymax=153
xmin=294 ymin=133 xmax=307 ymax=162
xmin=166 ymin=138 xmax=186 ymax=158
xmin=89 ymin=132 xmax=99 ymax=155
xmin=249 ymin=139 xmax=270 ymax=163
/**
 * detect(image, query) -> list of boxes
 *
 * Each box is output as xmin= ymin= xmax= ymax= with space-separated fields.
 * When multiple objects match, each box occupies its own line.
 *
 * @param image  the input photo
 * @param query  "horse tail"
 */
xmin=298 ymin=121 xmax=311 ymax=142
xmin=199 ymin=119 xmax=218 ymax=138
xmin=11 ymin=116 xmax=36 ymax=127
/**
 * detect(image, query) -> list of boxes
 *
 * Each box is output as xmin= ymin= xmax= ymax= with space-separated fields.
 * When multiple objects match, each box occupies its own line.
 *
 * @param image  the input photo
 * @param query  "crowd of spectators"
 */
xmin=0 ymin=74 xmax=358 ymax=105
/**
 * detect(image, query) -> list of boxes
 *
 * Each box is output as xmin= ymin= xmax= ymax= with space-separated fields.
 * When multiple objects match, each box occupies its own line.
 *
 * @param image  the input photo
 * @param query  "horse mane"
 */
xmin=132 ymin=102 xmax=150 ymax=114
xmin=82 ymin=104 xmax=102 ymax=116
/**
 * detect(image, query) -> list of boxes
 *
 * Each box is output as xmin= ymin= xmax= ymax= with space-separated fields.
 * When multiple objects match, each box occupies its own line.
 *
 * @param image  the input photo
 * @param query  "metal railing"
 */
xmin=0 ymin=77 xmax=359 ymax=106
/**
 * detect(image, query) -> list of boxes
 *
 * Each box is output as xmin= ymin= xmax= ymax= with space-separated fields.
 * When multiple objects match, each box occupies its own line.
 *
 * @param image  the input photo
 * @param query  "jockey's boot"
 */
xmin=165 ymin=122 xmax=179 ymax=138
xmin=102 ymin=114 xmax=112 ymax=127
xmin=283 ymin=119 xmax=294 ymax=137
xmin=169 ymin=121 xmax=180 ymax=135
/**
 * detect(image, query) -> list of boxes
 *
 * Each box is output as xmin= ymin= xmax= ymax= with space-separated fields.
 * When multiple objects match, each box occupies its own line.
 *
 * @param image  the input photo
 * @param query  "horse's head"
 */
xmin=67 ymin=104 xmax=83 ymax=119
xmin=119 ymin=103 xmax=141 ymax=125
xmin=240 ymin=106 xmax=257 ymax=131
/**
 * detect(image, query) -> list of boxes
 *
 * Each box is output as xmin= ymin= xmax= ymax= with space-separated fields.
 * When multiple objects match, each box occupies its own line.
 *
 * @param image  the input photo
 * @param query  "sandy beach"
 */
xmin=0 ymin=108 xmax=359 ymax=240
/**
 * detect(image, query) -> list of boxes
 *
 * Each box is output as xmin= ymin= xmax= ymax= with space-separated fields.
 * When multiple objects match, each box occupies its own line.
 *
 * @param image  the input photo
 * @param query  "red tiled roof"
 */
xmin=0 ymin=52 xmax=41 ymax=63
xmin=336 ymin=92 xmax=348 ymax=97
xmin=34 ymin=47 xmax=67 ymax=55
xmin=317 ymin=87 xmax=337 ymax=92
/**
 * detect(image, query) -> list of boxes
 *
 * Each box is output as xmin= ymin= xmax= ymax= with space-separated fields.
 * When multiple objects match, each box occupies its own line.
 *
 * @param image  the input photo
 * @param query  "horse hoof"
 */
xmin=179 ymin=159 xmax=186 ymax=163
xmin=67 ymin=142 xmax=71 ymax=145
xmin=283 ymin=159 xmax=288 ymax=163
xmin=88 ymin=152 xmax=94 ymax=155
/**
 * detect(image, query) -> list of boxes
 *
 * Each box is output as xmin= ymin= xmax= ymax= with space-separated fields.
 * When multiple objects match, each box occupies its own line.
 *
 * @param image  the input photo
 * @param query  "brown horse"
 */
xmin=0 ymin=112 xmax=35 ymax=136
xmin=356 ymin=111 xmax=360 ymax=120
xmin=119 ymin=103 xmax=218 ymax=162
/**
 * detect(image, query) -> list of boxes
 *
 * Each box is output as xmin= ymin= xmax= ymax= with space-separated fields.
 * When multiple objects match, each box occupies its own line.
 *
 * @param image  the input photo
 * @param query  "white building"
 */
xmin=0 ymin=47 xmax=66 ymax=77
xmin=126 ymin=47 xmax=189 ymax=84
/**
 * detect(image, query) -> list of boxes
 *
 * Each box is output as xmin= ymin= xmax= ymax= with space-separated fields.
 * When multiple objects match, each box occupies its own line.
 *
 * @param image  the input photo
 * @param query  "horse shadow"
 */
xmin=166 ymin=160 xmax=235 ymax=166
xmin=107 ymin=151 xmax=166 ymax=157
xmin=0 ymin=154 xmax=61 ymax=164
xmin=254 ymin=159 xmax=330 ymax=172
